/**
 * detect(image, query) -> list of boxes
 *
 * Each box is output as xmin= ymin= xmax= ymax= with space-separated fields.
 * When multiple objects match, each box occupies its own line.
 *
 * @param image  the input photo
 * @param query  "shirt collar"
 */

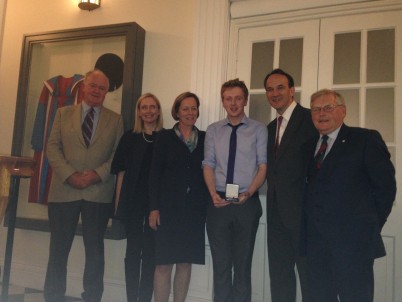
xmin=322 ymin=124 xmax=342 ymax=141
xmin=82 ymin=101 xmax=101 ymax=114
xmin=277 ymin=100 xmax=296 ymax=121
xmin=224 ymin=114 xmax=249 ymax=126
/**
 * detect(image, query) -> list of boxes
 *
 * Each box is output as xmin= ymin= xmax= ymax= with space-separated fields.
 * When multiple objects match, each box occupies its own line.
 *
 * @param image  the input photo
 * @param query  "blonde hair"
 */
xmin=133 ymin=93 xmax=164 ymax=133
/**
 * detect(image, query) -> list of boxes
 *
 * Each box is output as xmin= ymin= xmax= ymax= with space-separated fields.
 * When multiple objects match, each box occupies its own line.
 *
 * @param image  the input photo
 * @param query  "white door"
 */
xmin=235 ymin=19 xmax=320 ymax=302
xmin=233 ymin=9 xmax=402 ymax=302
xmin=318 ymin=11 xmax=402 ymax=302
xmin=237 ymin=19 xmax=320 ymax=111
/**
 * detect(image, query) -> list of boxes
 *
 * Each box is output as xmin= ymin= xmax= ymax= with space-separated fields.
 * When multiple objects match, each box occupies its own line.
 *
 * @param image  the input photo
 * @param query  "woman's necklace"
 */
xmin=142 ymin=131 xmax=153 ymax=143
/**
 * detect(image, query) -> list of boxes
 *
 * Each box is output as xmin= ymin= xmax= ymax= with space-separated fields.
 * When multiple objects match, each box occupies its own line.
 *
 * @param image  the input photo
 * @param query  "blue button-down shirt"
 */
xmin=202 ymin=115 xmax=268 ymax=193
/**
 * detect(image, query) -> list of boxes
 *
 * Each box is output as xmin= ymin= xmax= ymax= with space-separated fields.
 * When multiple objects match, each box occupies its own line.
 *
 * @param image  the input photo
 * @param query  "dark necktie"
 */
xmin=314 ymin=135 xmax=328 ymax=169
xmin=275 ymin=116 xmax=283 ymax=153
xmin=226 ymin=123 xmax=243 ymax=184
xmin=82 ymin=107 xmax=95 ymax=147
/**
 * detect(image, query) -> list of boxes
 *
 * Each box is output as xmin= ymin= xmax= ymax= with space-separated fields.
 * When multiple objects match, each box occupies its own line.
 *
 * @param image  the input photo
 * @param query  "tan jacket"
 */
xmin=46 ymin=103 xmax=124 ymax=203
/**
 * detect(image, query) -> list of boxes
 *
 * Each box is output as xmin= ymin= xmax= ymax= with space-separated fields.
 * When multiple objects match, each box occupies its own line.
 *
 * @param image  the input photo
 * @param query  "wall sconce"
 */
xmin=78 ymin=0 xmax=101 ymax=11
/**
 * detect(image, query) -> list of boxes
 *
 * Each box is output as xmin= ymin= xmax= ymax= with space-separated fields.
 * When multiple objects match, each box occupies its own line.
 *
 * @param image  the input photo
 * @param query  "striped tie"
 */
xmin=314 ymin=135 xmax=328 ymax=169
xmin=82 ymin=107 xmax=95 ymax=147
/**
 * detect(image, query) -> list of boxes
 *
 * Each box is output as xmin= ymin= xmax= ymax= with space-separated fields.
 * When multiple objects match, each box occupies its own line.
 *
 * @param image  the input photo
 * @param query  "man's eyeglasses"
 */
xmin=311 ymin=104 xmax=343 ymax=113
xmin=88 ymin=83 xmax=108 ymax=92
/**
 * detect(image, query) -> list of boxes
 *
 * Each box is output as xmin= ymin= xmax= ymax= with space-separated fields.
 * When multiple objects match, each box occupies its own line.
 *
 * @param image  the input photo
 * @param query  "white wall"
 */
xmin=0 ymin=0 xmax=196 ymax=300
xmin=0 ymin=0 xmax=196 ymax=155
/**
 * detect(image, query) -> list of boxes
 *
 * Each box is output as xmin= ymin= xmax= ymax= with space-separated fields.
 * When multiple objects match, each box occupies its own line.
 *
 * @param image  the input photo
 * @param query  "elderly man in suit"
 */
xmin=302 ymin=89 xmax=396 ymax=302
xmin=44 ymin=69 xmax=124 ymax=302
xmin=265 ymin=68 xmax=316 ymax=302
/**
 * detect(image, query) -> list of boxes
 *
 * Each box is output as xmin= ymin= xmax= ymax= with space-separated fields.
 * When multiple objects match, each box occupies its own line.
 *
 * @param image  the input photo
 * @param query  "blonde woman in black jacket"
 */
xmin=111 ymin=93 xmax=163 ymax=302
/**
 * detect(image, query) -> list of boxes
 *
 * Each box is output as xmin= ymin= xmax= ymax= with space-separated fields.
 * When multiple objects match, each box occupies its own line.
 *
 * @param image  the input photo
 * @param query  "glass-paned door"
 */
xmin=235 ymin=19 xmax=320 ymax=302
xmin=318 ymin=11 xmax=402 ymax=302
xmin=237 ymin=20 xmax=320 ymax=124
xmin=233 ymin=8 xmax=402 ymax=302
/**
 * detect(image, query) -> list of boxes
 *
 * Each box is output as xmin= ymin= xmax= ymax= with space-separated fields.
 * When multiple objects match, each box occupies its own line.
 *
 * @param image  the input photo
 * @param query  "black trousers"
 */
xmin=123 ymin=215 xmax=155 ymax=302
xmin=44 ymin=200 xmax=112 ymax=302
xmin=306 ymin=225 xmax=375 ymax=302
xmin=267 ymin=206 xmax=310 ymax=302
xmin=206 ymin=196 xmax=262 ymax=302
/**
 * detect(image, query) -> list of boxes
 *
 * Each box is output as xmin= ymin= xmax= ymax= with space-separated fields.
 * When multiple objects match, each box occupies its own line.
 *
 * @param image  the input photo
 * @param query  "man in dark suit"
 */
xmin=302 ymin=89 xmax=396 ymax=302
xmin=265 ymin=69 xmax=316 ymax=302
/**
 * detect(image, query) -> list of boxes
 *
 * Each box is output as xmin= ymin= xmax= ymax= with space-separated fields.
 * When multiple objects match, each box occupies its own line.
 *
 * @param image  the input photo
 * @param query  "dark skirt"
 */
xmin=155 ymin=204 xmax=206 ymax=265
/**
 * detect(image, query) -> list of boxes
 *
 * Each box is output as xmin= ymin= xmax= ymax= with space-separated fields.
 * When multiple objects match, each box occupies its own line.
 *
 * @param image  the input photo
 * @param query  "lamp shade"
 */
xmin=78 ymin=0 xmax=101 ymax=11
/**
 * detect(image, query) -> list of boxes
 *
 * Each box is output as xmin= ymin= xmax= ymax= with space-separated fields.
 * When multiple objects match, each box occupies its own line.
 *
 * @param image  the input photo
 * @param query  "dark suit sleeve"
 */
xmin=149 ymin=130 xmax=168 ymax=211
xmin=364 ymin=130 xmax=396 ymax=228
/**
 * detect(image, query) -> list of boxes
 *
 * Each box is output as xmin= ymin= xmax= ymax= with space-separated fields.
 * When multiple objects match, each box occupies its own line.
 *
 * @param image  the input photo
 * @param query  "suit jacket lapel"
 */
xmin=267 ymin=122 xmax=277 ymax=160
xmin=92 ymin=107 xmax=109 ymax=145
xmin=319 ymin=124 xmax=349 ymax=171
xmin=276 ymin=104 xmax=304 ymax=160
xmin=73 ymin=103 xmax=86 ymax=147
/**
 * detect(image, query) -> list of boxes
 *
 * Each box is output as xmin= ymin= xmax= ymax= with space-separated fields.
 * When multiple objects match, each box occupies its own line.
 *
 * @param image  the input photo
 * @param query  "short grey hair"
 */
xmin=310 ymin=89 xmax=345 ymax=106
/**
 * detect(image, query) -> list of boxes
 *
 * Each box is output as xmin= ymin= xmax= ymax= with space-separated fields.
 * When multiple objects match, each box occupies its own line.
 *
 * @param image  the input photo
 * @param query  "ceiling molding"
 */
xmin=230 ymin=0 xmax=392 ymax=19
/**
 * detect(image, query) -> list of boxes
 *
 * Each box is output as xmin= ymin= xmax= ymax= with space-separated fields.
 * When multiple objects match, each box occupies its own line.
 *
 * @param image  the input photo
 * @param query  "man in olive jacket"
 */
xmin=44 ymin=69 xmax=124 ymax=302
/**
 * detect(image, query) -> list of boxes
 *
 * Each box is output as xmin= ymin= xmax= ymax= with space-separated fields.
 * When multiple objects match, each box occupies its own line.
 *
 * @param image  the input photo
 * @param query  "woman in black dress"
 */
xmin=111 ymin=93 xmax=163 ymax=302
xmin=149 ymin=92 xmax=208 ymax=302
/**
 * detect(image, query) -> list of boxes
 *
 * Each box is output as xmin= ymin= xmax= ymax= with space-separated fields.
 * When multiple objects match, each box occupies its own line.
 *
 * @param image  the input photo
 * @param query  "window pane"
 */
xmin=251 ymin=41 xmax=274 ymax=89
xmin=335 ymin=89 xmax=359 ymax=127
xmin=295 ymin=92 xmax=301 ymax=104
xmin=367 ymin=29 xmax=395 ymax=83
xmin=279 ymin=38 xmax=303 ymax=87
xmin=334 ymin=32 xmax=361 ymax=84
xmin=366 ymin=88 xmax=394 ymax=143
xmin=249 ymin=93 xmax=271 ymax=124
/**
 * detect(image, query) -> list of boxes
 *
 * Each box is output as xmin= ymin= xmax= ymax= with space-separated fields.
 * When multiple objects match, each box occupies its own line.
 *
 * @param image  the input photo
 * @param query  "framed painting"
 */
xmin=8 ymin=22 xmax=145 ymax=239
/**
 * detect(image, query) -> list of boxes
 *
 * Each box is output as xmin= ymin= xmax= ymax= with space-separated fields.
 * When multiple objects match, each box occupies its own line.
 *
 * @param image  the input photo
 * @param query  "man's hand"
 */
xmin=149 ymin=210 xmax=160 ymax=230
xmin=66 ymin=170 xmax=101 ymax=189
xmin=211 ymin=192 xmax=230 ymax=208
xmin=82 ymin=169 xmax=101 ymax=186
xmin=66 ymin=172 xmax=88 ymax=189
xmin=236 ymin=191 xmax=250 ymax=205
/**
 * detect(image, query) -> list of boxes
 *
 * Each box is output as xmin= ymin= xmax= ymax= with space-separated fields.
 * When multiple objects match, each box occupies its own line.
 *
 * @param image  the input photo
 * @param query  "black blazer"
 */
xmin=301 ymin=124 xmax=396 ymax=259
xmin=149 ymin=128 xmax=208 ymax=212
xmin=111 ymin=129 xmax=158 ymax=220
xmin=266 ymin=103 xmax=318 ymax=229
